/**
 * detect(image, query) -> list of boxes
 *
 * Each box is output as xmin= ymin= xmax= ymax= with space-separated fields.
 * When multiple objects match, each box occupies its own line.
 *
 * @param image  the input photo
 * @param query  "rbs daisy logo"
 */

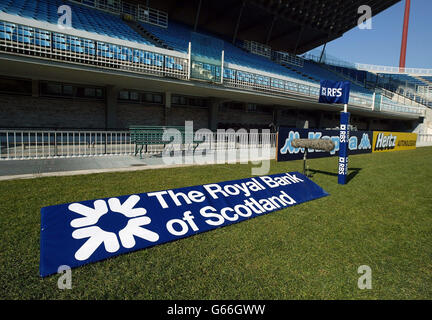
xmin=69 ymin=195 xmax=159 ymax=261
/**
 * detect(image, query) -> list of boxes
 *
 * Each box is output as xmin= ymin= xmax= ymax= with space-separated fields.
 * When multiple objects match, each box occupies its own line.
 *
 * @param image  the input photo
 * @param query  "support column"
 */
xmin=272 ymin=106 xmax=282 ymax=130
xmin=399 ymin=0 xmax=411 ymax=71
xmin=106 ymin=85 xmax=118 ymax=130
xmin=366 ymin=119 xmax=373 ymax=131
xmin=316 ymin=111 xmax=325 ymax=129
xmin=164 ymin=92 xmax=172 ymax=126
xmin=232 ymin=0 xmax=246 ymax=44
xmin=208 ymin=98 xmax=220 ymax=131
xmin=32 ymin=80 xmax=39 ymax=97
xmin=194 ymin=0 xmax=202 ymax=31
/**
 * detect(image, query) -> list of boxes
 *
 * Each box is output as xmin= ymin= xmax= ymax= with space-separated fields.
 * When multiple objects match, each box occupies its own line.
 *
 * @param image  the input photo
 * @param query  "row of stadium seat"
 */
xmin=0 ymin=22 xmax=51 ymax=46
xmin=139 ymin=20 xmax=302 ymax=78
xmin=299 ymin=60 xmax=372 ymax=95
xmin=0 ymin=21 xmax=184 ymax=70
xmin=0 ymin=0 xmax=153 ymax=45
xmin=380 ymin=73 xmax=429 ymax=86
xmin=328 ymin=65 xmax=367 ymax=84
xmin=138 ymin=20 xmax=374 ymax=97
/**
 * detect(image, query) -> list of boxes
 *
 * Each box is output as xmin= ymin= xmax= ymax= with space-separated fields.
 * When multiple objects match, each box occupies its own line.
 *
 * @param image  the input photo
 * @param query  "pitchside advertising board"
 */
xmin=277 ymin=128 xmax=373 ymax=161
xmin=276 ymin=129 xmax=418 ymax=161
xmin=40 ymin=173 xmax=329 ymax=277
xmin=372 ymin=131 xmax=417 ymax=152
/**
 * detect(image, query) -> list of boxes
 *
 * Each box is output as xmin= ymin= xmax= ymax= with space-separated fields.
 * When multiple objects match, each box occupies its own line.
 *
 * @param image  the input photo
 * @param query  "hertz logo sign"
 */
xmin=375 ymin=133 xmax=397 ymax=151
xmin=372 ymin=132 xmax=417 ymax=153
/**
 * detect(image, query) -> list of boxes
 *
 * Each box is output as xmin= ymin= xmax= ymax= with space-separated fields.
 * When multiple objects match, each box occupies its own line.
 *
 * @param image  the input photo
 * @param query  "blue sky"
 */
xmin=309 ymin=0 xmax=432 ymax=68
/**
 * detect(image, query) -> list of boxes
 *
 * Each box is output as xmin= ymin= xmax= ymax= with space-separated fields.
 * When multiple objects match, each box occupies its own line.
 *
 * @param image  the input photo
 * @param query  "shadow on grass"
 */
xmin=308 ymin=167 xmax=362 ymax=184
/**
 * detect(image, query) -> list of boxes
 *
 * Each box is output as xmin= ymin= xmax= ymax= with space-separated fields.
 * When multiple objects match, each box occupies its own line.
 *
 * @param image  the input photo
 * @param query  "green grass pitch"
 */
xmin=1 ymin=147 xmax=431 ymax=299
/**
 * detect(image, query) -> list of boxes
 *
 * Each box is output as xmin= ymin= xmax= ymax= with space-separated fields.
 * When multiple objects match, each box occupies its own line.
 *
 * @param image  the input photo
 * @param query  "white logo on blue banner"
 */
xmin=40 ymin=173 xmax=329 ymax=277
xmin=319 ymin=80 xmax=351 ymax=105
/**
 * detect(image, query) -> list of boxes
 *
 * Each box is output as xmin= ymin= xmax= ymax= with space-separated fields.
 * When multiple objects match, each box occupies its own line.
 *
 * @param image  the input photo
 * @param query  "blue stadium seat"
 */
xmin=137 ymin=20 xmax=375 ymax=97
xmin=0 ymin=32 xmax=11 ymax=40
xmin=0 ymin=0 xmax=154 ymax=46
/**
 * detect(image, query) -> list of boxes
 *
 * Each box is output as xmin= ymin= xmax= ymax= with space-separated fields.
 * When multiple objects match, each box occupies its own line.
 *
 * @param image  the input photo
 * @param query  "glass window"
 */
xmin=119 ymin=90 xmax=129 ymax=100
xmin=144 ymin=93 xmax=153 ymax=103
xmin=63 ymin=85 xmax=73 ymax=96
xmin=40 ymin=82 xmax=104 ymax=99
xmin=84 ymin=87 xmax=96 ymax=97
xmin=46 ymin=83 xmax=62 ymax=95
xmin=0 ymin=77 xmax=32 ymax=95
xmin=130 ymin=91 xmax=140 ymax=101
xmin=96 ymin=89 xmax=103 ymax=98
xmin=153 ymin=94 xmax=162 ymax=104
xmin=172 ymin=95 xmax=180 ymax=104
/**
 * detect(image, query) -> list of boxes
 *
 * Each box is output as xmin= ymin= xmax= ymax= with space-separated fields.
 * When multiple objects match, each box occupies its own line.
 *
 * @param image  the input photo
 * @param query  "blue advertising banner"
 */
xmin=40 ymin=173 xmax=329 ymax=277
xmin=338 ymin=112 xmax=350 ymax=185
xmin=277 ymin=128 xmax=372 ymax=162
xmin=319 ymin=80 xmax=351 ymax=105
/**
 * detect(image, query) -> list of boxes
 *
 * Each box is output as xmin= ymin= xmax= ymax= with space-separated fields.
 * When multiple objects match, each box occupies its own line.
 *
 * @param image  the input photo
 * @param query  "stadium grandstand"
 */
xmin=0 ymin=0 xmax=431 ymax=140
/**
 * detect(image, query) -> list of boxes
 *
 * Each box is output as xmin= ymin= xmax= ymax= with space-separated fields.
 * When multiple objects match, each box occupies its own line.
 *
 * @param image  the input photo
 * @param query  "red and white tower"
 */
xmin=399 ymin=0 xmax=411 ymax=72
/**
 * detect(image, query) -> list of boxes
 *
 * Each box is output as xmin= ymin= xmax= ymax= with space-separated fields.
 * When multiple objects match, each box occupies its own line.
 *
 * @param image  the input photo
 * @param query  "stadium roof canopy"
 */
xmin=130 ymin=0 xmax=400 ymax=53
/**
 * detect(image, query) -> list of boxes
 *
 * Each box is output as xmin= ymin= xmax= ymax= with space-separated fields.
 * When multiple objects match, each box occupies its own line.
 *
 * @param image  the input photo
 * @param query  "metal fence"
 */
xmin=0 ymin=131 xmax=133 ymax=160
xmin=69 ymin=0 xmax=169 ymax=28
xmin=0 ymin=20 xmax=189 ymax=80
xmin=222 ymin=66 xmax=375 ymax=109
xmin=356 ymin=63 xmax=432 ymax=76
xmin=380 ymin=97 xmax=425 ymax=115
xmin=0 ymin=130 xmax=277 ymax=160
xmin=273 ymin=51 xmax=304 ymax=68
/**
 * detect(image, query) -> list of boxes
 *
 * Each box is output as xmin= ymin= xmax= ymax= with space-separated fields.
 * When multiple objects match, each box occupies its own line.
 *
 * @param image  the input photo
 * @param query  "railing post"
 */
xmin=220 ymin=50 xmax=224 ymax=84
xmin=187 ymin=42 xmax=192 ymax=80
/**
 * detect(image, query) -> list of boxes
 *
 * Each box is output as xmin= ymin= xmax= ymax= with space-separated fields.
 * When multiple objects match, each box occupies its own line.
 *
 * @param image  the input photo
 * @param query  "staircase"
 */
xmin=280 ymin=63 xmax=318 ymax=82
xmin=124 ymin=19 xmax=174 ymax=51
xmin=320 ymin=63 xmax=367 ymax=88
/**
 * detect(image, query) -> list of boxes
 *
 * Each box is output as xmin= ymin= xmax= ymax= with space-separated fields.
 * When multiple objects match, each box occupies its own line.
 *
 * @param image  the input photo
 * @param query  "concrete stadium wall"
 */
xmin=116 ymin=103 xmax=165 ymax=128
xmin=168 ymin=106 xmax=209 ymax=129
xmin=422 ymin=108 xmax=432 ymax=134
xmin=0 ymin=94 xmax=106 ymax=129
xmin=0 ymin=92 xmax=424 ymax=133
xmin=218 ymin=110 xmax=273 ymax=128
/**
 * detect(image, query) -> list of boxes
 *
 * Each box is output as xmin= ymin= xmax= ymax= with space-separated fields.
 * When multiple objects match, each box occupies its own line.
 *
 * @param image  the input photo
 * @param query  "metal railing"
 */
xmin=243 ymin=40 xmax=272 ymax=59
xmin=69 ymin=0 xmax=168 ymax=28
xmin=417 ymin=134 xmax=432 ymax=143
xmin=380 ymin=87 xmax=428 ymax=110
xmin=223 ymin=66 xmax=320 ymax=97
xmin=0 ymin=130 xmax=277 ymax=160
xmin=222 ymin=65 xmax=375 ymax=109
xmin=273 ymin=51 xmax=304 ymax=68
xmin=356 ymin=63 xmax=432 ymax=76
xmin=380 ymin=96 xmax=425 ymax=116
xmin=0 ymin=19 xmax=188 ymax=80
